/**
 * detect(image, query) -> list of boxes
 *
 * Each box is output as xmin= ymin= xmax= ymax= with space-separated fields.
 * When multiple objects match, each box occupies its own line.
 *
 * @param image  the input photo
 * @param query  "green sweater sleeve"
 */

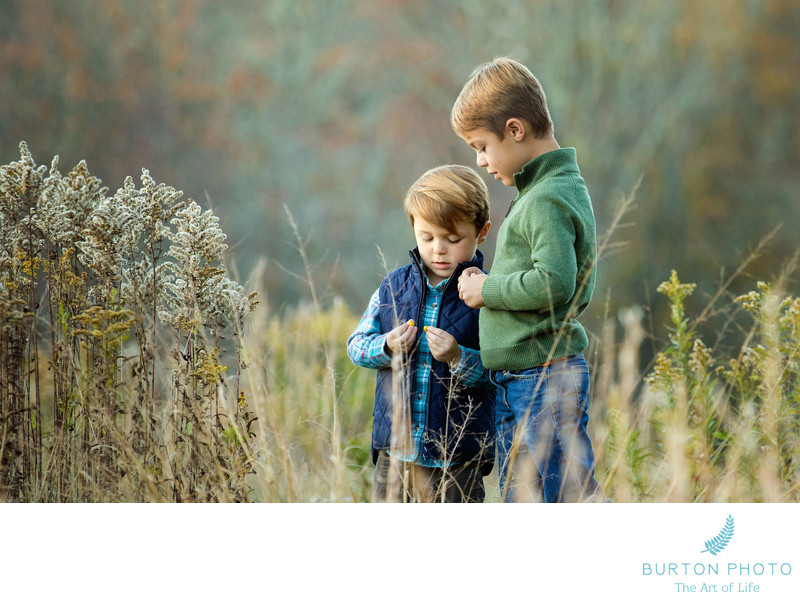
xmin=481 ymin=198 xmax=578 ymax=312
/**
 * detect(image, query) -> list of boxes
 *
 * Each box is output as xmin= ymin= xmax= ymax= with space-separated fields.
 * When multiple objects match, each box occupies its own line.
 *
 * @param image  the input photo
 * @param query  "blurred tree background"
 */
xmin=2 ymin=0 xmax=799 ymax=348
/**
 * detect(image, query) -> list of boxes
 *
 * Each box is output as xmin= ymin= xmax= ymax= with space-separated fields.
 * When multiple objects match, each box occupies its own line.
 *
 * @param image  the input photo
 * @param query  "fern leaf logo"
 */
xmin=701 ymin=514 xmax=734 ymax=556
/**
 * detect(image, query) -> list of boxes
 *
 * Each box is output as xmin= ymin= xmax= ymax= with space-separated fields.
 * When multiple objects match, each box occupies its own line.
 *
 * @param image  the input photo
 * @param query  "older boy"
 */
xmin=347 ymin=164 xmax=495 ymax=502
xmin=453 ymin=57 xmax=604 ymax=502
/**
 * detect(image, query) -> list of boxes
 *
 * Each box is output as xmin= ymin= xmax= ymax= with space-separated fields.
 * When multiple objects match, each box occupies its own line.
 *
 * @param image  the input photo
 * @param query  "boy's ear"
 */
xmin=505 ymin=118 xmax=526 ymax=142
xmin=478 ymin=221 xmax=491 ymax=243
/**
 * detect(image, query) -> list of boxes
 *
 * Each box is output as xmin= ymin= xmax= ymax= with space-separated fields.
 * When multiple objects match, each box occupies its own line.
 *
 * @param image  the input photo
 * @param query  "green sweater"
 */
xmin=480 ymin=147 xmax=596 ymax=370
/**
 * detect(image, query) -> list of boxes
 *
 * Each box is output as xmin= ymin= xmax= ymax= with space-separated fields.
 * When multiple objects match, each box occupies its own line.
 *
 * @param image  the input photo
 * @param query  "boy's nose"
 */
xmin=476 ymin=154 xmax=488 ymax=168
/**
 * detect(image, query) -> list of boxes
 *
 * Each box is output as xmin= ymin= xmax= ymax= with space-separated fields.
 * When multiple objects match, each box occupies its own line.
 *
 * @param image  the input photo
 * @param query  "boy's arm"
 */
xmin=482 ymin=201 xmax=579 ymax=312
xmin=425 ymin=325 xmax=491 ymax=388
xmin=346 ymin=289 xmax=393 ymax=369
xmin=450 ymin=345 xmax=491 ymax=388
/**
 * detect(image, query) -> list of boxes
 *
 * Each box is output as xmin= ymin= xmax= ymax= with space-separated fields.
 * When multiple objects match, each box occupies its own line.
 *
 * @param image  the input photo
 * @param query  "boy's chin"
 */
xmin=426 ymin=267 xmax=454 ymax=281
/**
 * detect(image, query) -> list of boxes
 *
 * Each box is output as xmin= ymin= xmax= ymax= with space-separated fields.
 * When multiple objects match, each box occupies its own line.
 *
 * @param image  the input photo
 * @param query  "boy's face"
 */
xmin=411 ymin=215 xmax=490 ymax=286
xmin=459 ymin=126 xmax=529 ymax=187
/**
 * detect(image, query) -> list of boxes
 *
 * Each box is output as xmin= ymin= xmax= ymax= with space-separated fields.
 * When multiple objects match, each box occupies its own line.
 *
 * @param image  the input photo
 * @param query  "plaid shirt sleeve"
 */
xmin=449 ymin=345 xmax=490 ymax=388
xmin=346 ymin=288 xmax=392 ymax=369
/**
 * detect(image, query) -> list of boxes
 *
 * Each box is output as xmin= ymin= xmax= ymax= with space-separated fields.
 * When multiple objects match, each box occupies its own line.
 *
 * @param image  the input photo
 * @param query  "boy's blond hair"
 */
xmin=451 ymin=56 xmax=553 ymax=139
xmin=404 ymin=165 xmax=489 ymax=235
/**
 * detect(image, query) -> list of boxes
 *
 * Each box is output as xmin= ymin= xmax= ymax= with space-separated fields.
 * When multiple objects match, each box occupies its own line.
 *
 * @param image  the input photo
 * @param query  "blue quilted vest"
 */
xmin=372 ymin=248 xmax=495 ymax=474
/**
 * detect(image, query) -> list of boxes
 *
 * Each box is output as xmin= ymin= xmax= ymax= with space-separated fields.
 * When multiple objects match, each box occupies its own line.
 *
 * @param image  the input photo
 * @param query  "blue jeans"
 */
xmin=491 ymin=354 xmax=604 ymax=502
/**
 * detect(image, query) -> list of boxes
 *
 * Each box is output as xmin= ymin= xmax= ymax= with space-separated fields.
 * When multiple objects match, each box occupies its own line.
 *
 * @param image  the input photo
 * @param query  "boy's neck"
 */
xmin=424 ymin=265 xmax=453 ymax=288
xmin=524 ymin=134 xmax=560 ymax=163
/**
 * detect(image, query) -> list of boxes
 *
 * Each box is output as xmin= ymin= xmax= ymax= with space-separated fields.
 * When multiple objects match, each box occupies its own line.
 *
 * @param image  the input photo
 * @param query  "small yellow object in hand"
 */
xmin=423 ymin=326 xmax=429 ymax=332
xmin=408 ymin=320 xmax=415 ymax=327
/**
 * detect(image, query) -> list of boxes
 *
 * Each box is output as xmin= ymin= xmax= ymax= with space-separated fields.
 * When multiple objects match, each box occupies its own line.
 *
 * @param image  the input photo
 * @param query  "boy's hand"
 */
xmin=424 ymin=326 xmax=461 ymax=366
xmin=458 ymin=268 xmax=487 ymax=308
xmin=385 ymin=320 xmax=418 ymax=356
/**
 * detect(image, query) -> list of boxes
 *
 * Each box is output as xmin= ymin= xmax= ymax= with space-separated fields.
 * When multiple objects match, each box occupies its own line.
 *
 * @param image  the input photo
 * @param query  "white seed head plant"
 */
xmin=0 ymin=142 xmax=259 ymax=502
xmin=159 ymin=200 xmax=257 ymax=333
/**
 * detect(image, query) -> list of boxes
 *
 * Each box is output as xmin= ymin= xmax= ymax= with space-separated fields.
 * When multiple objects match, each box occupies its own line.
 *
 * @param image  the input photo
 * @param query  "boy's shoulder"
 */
xmin=378 ymin=259 xmax=419 ymax=296
xmin=382 ymin=257 xmax=417 ymax=281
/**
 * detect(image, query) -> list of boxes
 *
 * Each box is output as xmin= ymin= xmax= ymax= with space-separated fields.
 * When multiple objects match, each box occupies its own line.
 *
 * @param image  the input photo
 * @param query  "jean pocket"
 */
xmin=550 ymin=365 xmax=589 ymax=416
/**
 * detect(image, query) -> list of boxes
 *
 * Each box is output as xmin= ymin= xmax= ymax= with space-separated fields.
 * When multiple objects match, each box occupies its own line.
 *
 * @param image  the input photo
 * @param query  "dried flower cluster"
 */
xmin=158 ymin=200 xmax=257 ymax=333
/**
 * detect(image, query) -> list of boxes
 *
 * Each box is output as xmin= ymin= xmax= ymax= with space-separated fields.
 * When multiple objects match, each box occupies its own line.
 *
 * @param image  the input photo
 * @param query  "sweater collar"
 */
xmin=513 ymin=147 xmax=578 ymax=195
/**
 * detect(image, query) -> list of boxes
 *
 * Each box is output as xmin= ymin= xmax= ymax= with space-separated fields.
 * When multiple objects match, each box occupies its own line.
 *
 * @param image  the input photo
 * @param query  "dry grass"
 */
xmin=2 ymin=143 xmax=798 ymax=502
xmin=592 ymin=269 xmax=800 ymax=503
xmin=233 ymin=265 xmax=800 ymax=503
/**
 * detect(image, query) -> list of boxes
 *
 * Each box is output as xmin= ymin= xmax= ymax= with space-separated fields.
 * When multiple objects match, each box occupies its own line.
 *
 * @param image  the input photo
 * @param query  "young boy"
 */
xmin=347 ymin=164 xmax=495 ymax=502
xmin=452 ymin=57 xmax=604 ymax=502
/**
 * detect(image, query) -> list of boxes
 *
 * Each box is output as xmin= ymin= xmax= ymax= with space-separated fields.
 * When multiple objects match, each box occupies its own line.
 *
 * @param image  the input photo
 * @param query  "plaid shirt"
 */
xmin=347 ymin=272 xmax=488 ymax=467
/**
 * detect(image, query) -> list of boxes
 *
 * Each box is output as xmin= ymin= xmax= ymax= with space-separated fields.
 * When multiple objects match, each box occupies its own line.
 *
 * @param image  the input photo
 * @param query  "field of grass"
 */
xmin=239 ymin=266 xmax=800 ymax=503
xmin=2 ymin=143 xmax=799 ymax=503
